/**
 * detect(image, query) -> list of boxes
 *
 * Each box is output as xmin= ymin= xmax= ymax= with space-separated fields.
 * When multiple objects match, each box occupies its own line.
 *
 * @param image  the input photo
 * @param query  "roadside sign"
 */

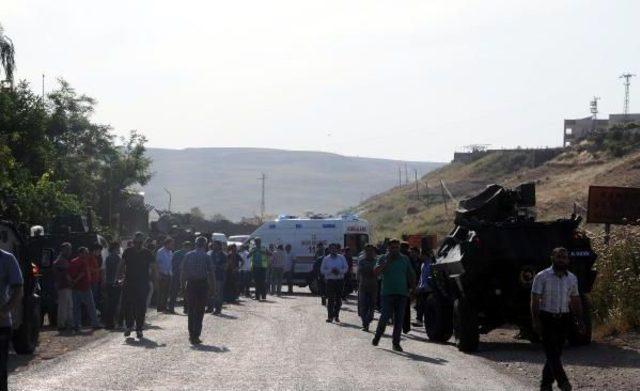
xmin=587 ymin=186 xmax=640 ymax=225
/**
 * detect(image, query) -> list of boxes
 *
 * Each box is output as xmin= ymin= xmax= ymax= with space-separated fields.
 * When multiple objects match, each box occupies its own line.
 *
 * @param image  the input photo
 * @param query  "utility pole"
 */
xmin=620 ymin=73 xmax=635 ymax=117
xmin=163 ymin=187 xmax=172 ymax=212
xmin=259 ymin=173 xmax=266 ymax=221
xmin=414 ymin=169 xmax=420 ymax=199
xmin=398 ymin=166 xmax=402 ymax=187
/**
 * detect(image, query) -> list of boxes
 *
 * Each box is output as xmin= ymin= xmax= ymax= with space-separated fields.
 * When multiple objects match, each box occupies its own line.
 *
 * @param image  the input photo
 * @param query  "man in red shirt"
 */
xmin=69 ymin=247 xmax=101 ymax=331
xmin=88 ymin=245 xmax=104 ymax=314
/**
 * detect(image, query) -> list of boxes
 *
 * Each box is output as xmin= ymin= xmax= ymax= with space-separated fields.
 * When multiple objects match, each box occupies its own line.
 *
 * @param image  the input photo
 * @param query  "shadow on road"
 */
xmin=7 ymin=353 xmax=34 ymax=373
xmin=190 ymin=344 xmax=229 ymax=353
xmin=478 ymin=340 xmax=640 ymax=369
xmin=56 ymin=329 xmax=96 ymax=337
xmin=213 ymin=313 xmax=238 ymax=320
xmin=337 ymin=322 xmax=364 ymax=330
xmin=382 ymin=348 xmax=448 ymax=365
xmin=125 ymin=337 xmax=166 ymax=349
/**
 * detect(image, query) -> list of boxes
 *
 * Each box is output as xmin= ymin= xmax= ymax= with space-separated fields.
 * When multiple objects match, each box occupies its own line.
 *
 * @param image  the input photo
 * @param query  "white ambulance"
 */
xmin=249 ymin=214 xmax=371 ymax=289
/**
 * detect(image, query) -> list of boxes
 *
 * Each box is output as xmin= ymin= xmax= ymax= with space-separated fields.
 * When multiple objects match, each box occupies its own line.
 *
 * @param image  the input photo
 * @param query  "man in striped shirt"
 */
xmin=531 ymin=247 xmax=584 ymax=391
xmin=181 ymin=236 xmax=215 ymax=345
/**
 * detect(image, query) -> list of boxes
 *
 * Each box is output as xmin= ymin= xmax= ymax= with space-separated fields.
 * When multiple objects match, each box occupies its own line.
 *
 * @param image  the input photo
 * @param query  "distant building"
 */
xmin=563 ymin=113 xmax=640 ymax=147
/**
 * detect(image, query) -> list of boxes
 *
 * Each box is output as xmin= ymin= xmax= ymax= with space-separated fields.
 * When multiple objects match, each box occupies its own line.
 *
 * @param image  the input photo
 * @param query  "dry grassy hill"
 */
xmin=355 ymin=145 xmax=640 ymax=242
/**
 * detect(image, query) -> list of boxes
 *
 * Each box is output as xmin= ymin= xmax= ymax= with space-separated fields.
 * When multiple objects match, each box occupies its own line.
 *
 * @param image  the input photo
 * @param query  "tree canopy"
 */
xmin=0 ymin=78 xmax=152 ymax=232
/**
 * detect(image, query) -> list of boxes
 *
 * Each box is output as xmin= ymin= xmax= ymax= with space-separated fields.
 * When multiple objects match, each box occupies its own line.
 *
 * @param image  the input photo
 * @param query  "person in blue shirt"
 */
xmin=155 ymin=237 xmax=174 ymax=313
xmin=169 ymin=241 xmax=192 ymax=314
xmin=181 ymin=236 xmax=215 ymax=345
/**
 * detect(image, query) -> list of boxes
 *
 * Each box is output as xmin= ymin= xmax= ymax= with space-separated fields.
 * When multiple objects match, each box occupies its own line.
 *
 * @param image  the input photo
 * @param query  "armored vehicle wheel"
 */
xmin=12 ymin=302 xmax=41 ymax=354
xmin=453 ymin=298 xmax=479 ymax=352
xmin=424 ymin=294 xmax=453 ymax=342
xmin=568 ymin=295 xmax=592 ymax=346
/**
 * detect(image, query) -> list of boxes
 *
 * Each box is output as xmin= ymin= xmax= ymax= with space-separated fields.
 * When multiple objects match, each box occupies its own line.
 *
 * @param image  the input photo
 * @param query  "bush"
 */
xmin=590 ymin=226 xmax=640 ymax=335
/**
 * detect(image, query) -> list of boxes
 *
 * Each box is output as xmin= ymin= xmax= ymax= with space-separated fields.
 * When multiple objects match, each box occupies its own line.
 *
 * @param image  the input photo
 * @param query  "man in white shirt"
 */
xmin=238 ymin=246 xmax=251 ymax=297
xmin=320 ymin=243 xmax=348 ymax=323
xmin=531 ymin=247 xmax=584 ymax=391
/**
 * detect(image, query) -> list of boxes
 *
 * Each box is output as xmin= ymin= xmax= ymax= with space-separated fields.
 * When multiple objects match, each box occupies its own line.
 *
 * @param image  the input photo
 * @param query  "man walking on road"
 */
xmin=169 ymin=241 xmax=192 ymax=314
xmin=372 ymin=239 xmax=416 ymax=352
xmin=208 ymin=241 xmax=227 ymax=314
xmin=181 ymin=236 xmax=215 ymax=345
xmin=321 ymin=243 xmax=348 ymax=323
xmin=0 ymin=249 xmax=23 ymax=391
xmin=269 ymin=245 xmax=286 ymax=296
xmin=155 ymin=237 xmax=174 ymax=312
xmin=531 ymin=247 xmax=584 ymax=391
xmin=118 ymin=232 xmax=157 ymax=340
xmin=249 ymin=238 xmax=269 ymax=301
xmin=357 ymin=244 xmax=378 ymax=331
xmin=53 ymin=243 xmax=73 ymax=331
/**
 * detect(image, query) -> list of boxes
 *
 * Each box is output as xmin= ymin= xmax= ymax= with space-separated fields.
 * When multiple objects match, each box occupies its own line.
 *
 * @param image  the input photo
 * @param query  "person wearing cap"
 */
xmin=531 ymin=247 xmax=584 ymax=391
xmin=169 ymin=241 xmax=192 ymax=314
xmin=320 ymin=243 xmax=349 ymax=323
xmin=357 ymin=244 xmax=378 ymax=331
xmin=181 ymin=236 xmax=215 ymax=345
xmin=372 ymin=238 xmax=416 ymax=352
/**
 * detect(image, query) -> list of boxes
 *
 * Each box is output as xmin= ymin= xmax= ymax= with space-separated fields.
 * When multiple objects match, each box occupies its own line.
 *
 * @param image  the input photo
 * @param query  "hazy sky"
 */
xmin=2 ymin=1 xmax=638 ymax=162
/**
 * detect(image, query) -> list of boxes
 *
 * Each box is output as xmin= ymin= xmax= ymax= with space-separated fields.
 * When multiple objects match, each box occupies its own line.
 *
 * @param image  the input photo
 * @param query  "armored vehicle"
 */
xmin=424 ymin=183 xmax=597 ymax=352
xmin=0 ymin=220 xmax=41 ymax=354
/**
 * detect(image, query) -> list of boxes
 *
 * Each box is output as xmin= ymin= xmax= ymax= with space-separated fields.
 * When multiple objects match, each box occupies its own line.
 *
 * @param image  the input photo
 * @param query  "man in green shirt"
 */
xmin=371 ymin=238 xmax=416 ymax=352
xmin=249 ymin=238 xmax=269 ymax=301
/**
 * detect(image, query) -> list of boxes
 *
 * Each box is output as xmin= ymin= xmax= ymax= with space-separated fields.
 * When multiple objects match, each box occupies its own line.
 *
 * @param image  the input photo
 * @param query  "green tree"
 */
xmin=0 ymin=77 xmax=152 ymax=230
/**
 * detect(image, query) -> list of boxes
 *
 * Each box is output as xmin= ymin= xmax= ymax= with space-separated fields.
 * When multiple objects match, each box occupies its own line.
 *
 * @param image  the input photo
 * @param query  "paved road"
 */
xmin=11 ymin=291 xmax=531 ymax=390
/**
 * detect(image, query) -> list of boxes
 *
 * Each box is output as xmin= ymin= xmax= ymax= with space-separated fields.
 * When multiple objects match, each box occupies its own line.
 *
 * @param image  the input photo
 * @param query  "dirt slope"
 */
xmin=355 ymin=148 xmax=640 ymax=242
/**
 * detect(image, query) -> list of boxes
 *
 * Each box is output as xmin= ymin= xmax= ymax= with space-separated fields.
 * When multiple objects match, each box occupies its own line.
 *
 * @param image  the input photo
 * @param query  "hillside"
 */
xmin=142 ymin=148 xmax=444 ymax=220
xmin=355 ymin=146 xmax=640 ymax=242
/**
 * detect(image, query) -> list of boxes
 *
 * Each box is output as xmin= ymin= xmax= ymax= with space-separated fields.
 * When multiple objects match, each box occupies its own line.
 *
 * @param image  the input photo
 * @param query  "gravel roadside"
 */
xmin=474 ymin=327 xmax=640 ymax=390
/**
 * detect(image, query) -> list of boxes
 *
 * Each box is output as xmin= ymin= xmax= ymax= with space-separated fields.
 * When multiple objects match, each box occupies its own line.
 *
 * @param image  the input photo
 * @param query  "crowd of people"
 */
xmin=13 ymin=232 xmax=581 ymax=390
xmin=313 ymin=238 xmax=434 ymax=352
xmin=45 ymin=233 xmax=297 ymax=342
xmin=44 ymin=231 xmax=435 ymax=352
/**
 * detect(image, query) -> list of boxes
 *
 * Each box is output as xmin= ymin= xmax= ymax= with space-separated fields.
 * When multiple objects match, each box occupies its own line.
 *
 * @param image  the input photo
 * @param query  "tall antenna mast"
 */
xmin=620 ymin=73 xmax=635 ymax=117
xmin=590 ymin=96 xmax=600 ymax=131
